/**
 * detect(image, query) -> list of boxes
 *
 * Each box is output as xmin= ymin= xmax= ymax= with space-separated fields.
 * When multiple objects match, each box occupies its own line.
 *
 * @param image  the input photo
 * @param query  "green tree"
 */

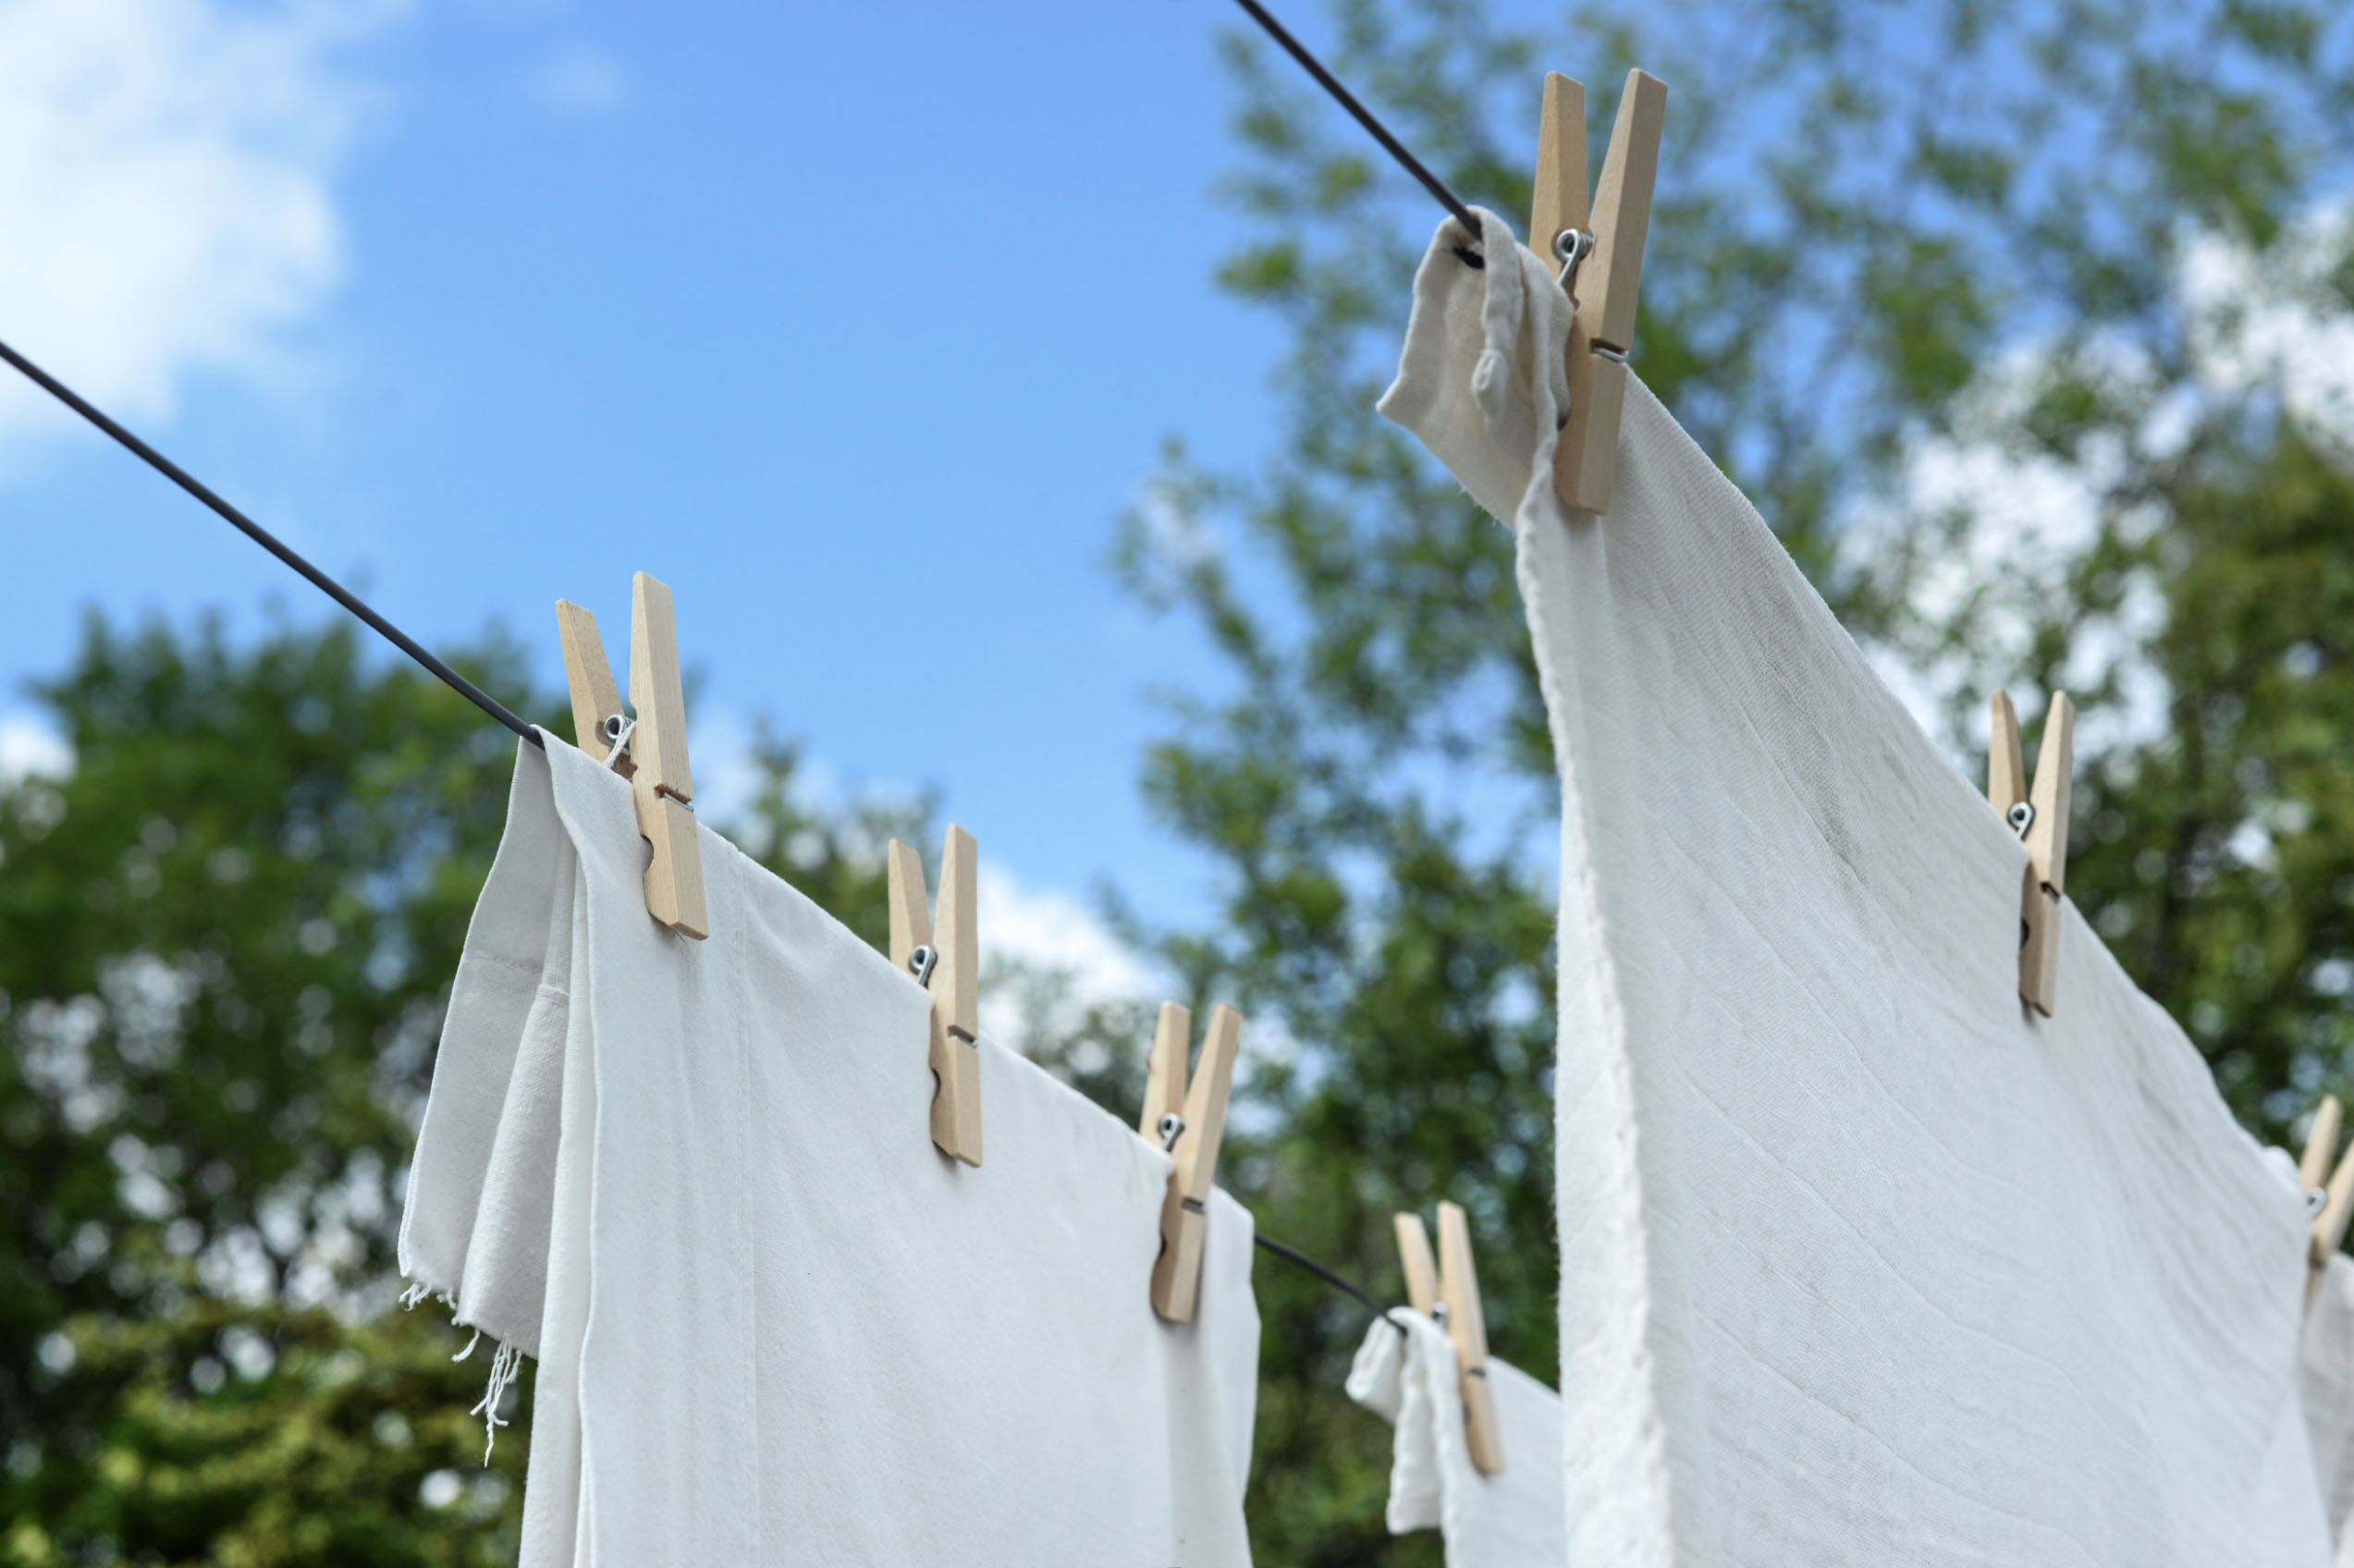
xmin=2078 ymin=427 xmax=2354 ymax=1124
xmin=0 ymin=614 xmax=550 ymax=1564
xmin=0 ymin=617 xmax=931 ymax=1564
xmin=1122 ymin=1 xmax=2354 ymax=1561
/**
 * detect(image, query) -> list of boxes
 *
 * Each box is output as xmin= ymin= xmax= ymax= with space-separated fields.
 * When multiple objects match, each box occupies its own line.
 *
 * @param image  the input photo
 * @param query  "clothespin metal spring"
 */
xmin=1552 ymin=226 xmax=1595 ymax=288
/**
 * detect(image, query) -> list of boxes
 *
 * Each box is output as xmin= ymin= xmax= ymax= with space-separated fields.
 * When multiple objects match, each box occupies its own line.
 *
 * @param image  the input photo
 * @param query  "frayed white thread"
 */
xmin=467 ymin=1341 xmax=522 ymax=1464
xmin=395 ymin=1284 xmax=511 ymax=1462
xmin=604 ymin=717 xmax=637 ymax=771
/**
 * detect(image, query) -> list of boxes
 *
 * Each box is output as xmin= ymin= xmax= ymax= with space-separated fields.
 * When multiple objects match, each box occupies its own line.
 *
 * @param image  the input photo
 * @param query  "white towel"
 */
xmin=1344 ymin=1313 xmax=1564 ymax=1564
xmin=1381 ymin=208 xmax=2330 ymax=1565
xmin=399 ymin=736 xmax=1260 ymax=1566
xmin=2305 ymin=1254 xmax=2354 ymax=1551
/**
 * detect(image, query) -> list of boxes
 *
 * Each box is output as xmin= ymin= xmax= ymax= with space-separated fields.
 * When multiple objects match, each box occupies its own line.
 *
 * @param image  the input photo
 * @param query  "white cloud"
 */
xmin=2180 ymin=203 xmax=2354 ymax=451
xmin=0 ymin=713 xmax=74 ymax=782
xmin=1133 ymin=476 xmax=1218 ymax=571
xmin=683 ymin=705 xmax=764 ymax=827
xmin=526 ymin=43 xmax=624 ymax=117
xmin=1891 ymin=434 xmax=2108 ymax=627
xmin=1841 ymin=413 xmax=2134 ymax=756
xmin=976 ymin=864 xmax=1154 ymax=1045
xmin=0 ymin=0 xmax=398 ymax=452
xmin=1836 ymin=200 xmax=2354 ymax=772
xmin=660 ymin=710 xmax=1151 ymax=1051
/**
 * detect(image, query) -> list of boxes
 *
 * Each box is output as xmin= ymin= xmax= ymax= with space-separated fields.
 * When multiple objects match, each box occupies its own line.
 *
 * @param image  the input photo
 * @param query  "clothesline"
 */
xmin=0 ymin=335 xmax=543 ymax=747
xmin=1257 ymin=1233 xmax=1408 ymax=1335
xmin=1224 ymin=0 xmax=1485 ymax=262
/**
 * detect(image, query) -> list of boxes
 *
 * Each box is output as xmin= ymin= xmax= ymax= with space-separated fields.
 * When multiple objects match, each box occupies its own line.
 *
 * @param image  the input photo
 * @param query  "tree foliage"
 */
xmin=0 ymin=616 xmax=546 ymax=1564
xmin=0 ymin=619 xmax=944 ymax=1564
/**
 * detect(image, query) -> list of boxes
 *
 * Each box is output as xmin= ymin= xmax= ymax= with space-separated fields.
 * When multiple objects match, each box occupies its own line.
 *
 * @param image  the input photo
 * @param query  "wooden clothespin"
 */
xmin=1394 ymin=1202 xmax=1504 ymax=1476
xmin=552 ymin=573 xmax=708 ymax=940
xmin=1140 ymin=1001 xmax=1242 ymax=1323
xmin=887 ymin=827 xmax=982 ymax=1166
xmin=1989 ymin=691 xmax=2075 ymax=1015
xmin=1528 ymin=67 xmax=1668 ymax=516
xmin=2302 ymin=1096 xmax=2354 ymax=1287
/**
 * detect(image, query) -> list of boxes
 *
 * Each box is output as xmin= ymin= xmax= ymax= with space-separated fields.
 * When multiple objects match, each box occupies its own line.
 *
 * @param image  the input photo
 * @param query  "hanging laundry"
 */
xmin=398 ymin=737 xmax=1259 ymax=1567
xmin=1379 ymin=206 xmax=2332 ymax=1565
xmin=2304 ymin=1254 xmax=2354 ymax=1553
xmin=1344 ymin=1312 xmax=1563 ymax=1564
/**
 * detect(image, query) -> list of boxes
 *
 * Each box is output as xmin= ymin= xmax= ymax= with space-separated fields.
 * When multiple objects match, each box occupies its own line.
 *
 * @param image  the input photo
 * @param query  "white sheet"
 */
xmin=2306 ymin=1254 xmax=2354 ymax=1552
xmin=401 ymin=736 xmax=1260 ymax=1566
xmin=1381 ymin=207 xmax=2328 ymax=1565
xmin=1345 ymin=1312 xmax=1564 ymax=1564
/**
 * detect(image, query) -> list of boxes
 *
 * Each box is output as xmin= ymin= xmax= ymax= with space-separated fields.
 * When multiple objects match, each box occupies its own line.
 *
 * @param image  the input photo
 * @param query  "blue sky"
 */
xmin=0 ymin=0 xmax=1369 ymax=951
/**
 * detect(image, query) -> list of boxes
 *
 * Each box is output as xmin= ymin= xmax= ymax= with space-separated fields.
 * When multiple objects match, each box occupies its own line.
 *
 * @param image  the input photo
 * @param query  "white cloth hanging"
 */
xmin=1379 ymin=206 xmax=2331 ymax=1566
xmin=2304 ymin=1253 xmax=2354 ymax=1554
xmin=1344 ymin=1313 xmax=1564 ymax=1564
xmin=398 ymin=736 xmax=1260 ymax=1567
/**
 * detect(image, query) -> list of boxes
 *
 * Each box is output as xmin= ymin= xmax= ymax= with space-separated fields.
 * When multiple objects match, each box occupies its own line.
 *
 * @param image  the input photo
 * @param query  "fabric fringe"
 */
xmin=468 ymin=1340 xmax=523 ymax=1464
xmin=398 ymin=1279 xmax=518 ymax=1465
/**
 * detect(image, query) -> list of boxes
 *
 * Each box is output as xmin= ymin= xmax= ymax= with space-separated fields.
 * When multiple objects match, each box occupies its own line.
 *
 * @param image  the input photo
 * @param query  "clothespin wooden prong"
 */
xmin=1436 ymin=1204 xmax=1505 ymax=1476
xmin=1393 ymin=1204 xmax=1505 ymax=1476
xmin=1394 ymin=1211 xmax=1441 ymax=1314
xmin=2315 ymin=1148 xmax=2354 ymax=1304
xmin=2302 ymin=1096 xmax=2344 ymax=1196
xmin=887 ymin=827 xmax=982 ymax=1166
xmin=1533 ymin=67 xmax=1667 ymax=516
xmin=555 ymin=600 xmax=631 ymax=776
xmin=1990 ymin=690 xmax=2074 ymax=1015
xmin=2313 ymin=1095 xmax=2354 ymax=1274
xmin=886 ymin=839 xmax=932 ymax=976
xmin=2296 ymin=1098 xmax=2350 ymax=1311
xmin=627 ymin=573 xmax=708 ymax=940
xmin=553 ymin=581 xmax=705 ymax=938
xmin=1148 ymin=1003 xmax=1242 ymax=1323
xmin=1139 ymin=1001 xmax=1192 ymax=1147
xmin=1987 ymin=691 xmax=2024 ymax=819
xmin=1528 ymin=74 xmax=1590 ymax=298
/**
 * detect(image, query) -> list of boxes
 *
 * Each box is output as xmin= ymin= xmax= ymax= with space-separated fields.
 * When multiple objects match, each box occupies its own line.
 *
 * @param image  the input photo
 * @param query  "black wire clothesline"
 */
xmin=1226 ymin=0 xmax=1486 ymax=266
xmin=0 ymin=335 xmax=543 ymax=748
xmin=2 ymin=0 xmax=1466 ymax=1333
